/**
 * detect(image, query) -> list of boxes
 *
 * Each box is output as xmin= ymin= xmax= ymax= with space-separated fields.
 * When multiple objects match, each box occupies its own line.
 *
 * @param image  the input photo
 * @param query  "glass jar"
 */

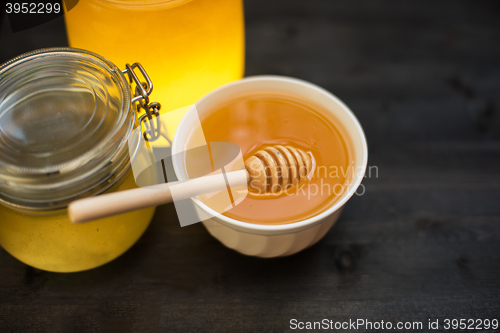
xmin=0 ymin=48 xmax=157 ymax=272
xmin=63 ymin=0 xmax=245 ymax=113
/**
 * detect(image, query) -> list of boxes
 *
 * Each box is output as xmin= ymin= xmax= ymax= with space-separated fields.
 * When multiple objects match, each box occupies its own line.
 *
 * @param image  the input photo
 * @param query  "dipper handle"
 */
xmin=69 ymin=145 xmax=313 ymax=223
xmin=69 ymin=169 xmax=248 ymax=223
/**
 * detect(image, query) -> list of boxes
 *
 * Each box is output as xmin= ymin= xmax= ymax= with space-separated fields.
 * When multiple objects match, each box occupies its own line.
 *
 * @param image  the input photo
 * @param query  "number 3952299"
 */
xmin=6 ymin=3 xmax=61 ymax=14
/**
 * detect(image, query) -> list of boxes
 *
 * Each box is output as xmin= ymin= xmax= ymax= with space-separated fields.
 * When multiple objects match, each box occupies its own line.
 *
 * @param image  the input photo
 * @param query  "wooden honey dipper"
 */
xmin=245 ymin=145 xmax=312 ymax=194
xmin=69 ymin=145 xmax=313 ymax=223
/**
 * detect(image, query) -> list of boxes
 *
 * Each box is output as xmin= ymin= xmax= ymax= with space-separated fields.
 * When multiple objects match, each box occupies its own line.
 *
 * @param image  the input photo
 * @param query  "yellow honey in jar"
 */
xmin=0 ymin=171 xmax=155 ymax=272
xmin=0 ymin=48 xmax=157 ymax=272
xmin=64 ymin=0 xmax=245 ymax=113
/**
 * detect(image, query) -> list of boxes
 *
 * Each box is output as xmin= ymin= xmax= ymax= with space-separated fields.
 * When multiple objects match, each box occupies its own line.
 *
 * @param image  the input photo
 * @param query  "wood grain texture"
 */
xmin=0 ymin=0 xmax=499 ymax=332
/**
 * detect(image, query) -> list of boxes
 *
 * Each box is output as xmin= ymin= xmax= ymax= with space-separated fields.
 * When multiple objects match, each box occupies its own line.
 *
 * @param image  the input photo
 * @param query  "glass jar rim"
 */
xmin=0 ymin=47 xmax=138 ymax=212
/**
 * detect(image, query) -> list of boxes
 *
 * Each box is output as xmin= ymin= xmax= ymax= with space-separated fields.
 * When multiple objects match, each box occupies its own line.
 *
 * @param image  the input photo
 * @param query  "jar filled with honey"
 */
xmin=0 ymin=48 xmax=159 ymax=272
xmin=64 ymin=0 xmax=245 ymax=113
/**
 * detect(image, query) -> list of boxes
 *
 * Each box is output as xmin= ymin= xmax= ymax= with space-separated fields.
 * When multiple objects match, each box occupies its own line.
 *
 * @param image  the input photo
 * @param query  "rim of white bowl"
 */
xmin=172 ymin=75 xmax=368 ymax=235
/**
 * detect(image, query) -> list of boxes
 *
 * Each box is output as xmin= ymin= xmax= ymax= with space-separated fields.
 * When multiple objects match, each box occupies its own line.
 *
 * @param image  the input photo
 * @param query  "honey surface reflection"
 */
xmin=187 ymin=93 xmax=353 ymax=224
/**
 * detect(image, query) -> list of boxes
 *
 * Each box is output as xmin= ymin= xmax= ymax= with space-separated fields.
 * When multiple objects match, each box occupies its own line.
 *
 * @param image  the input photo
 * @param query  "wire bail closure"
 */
xmin=122 ymin=63 xmax=161 ymax=142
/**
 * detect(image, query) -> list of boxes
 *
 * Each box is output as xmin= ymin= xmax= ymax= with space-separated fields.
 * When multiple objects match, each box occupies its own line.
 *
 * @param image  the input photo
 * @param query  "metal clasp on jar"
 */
xmin=122 ymin=63 xmax=162 ymax=142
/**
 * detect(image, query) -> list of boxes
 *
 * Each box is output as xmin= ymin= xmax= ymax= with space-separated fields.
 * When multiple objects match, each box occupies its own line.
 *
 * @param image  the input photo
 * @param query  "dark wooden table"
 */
xmin=1 ymin=1 xmax=499 ymax=332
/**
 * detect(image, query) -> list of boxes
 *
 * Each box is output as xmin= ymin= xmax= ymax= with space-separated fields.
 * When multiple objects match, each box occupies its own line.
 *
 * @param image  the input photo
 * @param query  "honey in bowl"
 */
xmin=186 ymin=92 xmax=353 ymax=224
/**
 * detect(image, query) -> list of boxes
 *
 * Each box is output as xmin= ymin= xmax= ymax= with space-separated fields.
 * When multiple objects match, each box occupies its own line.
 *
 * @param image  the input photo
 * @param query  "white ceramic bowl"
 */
xmin=172 ymin=76 xmax=367 ymax=257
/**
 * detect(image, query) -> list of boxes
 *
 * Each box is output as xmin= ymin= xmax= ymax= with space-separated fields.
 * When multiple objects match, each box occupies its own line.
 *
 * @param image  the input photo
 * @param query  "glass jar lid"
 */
xmin=0 ymin=48 xmax=135 ymax=211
